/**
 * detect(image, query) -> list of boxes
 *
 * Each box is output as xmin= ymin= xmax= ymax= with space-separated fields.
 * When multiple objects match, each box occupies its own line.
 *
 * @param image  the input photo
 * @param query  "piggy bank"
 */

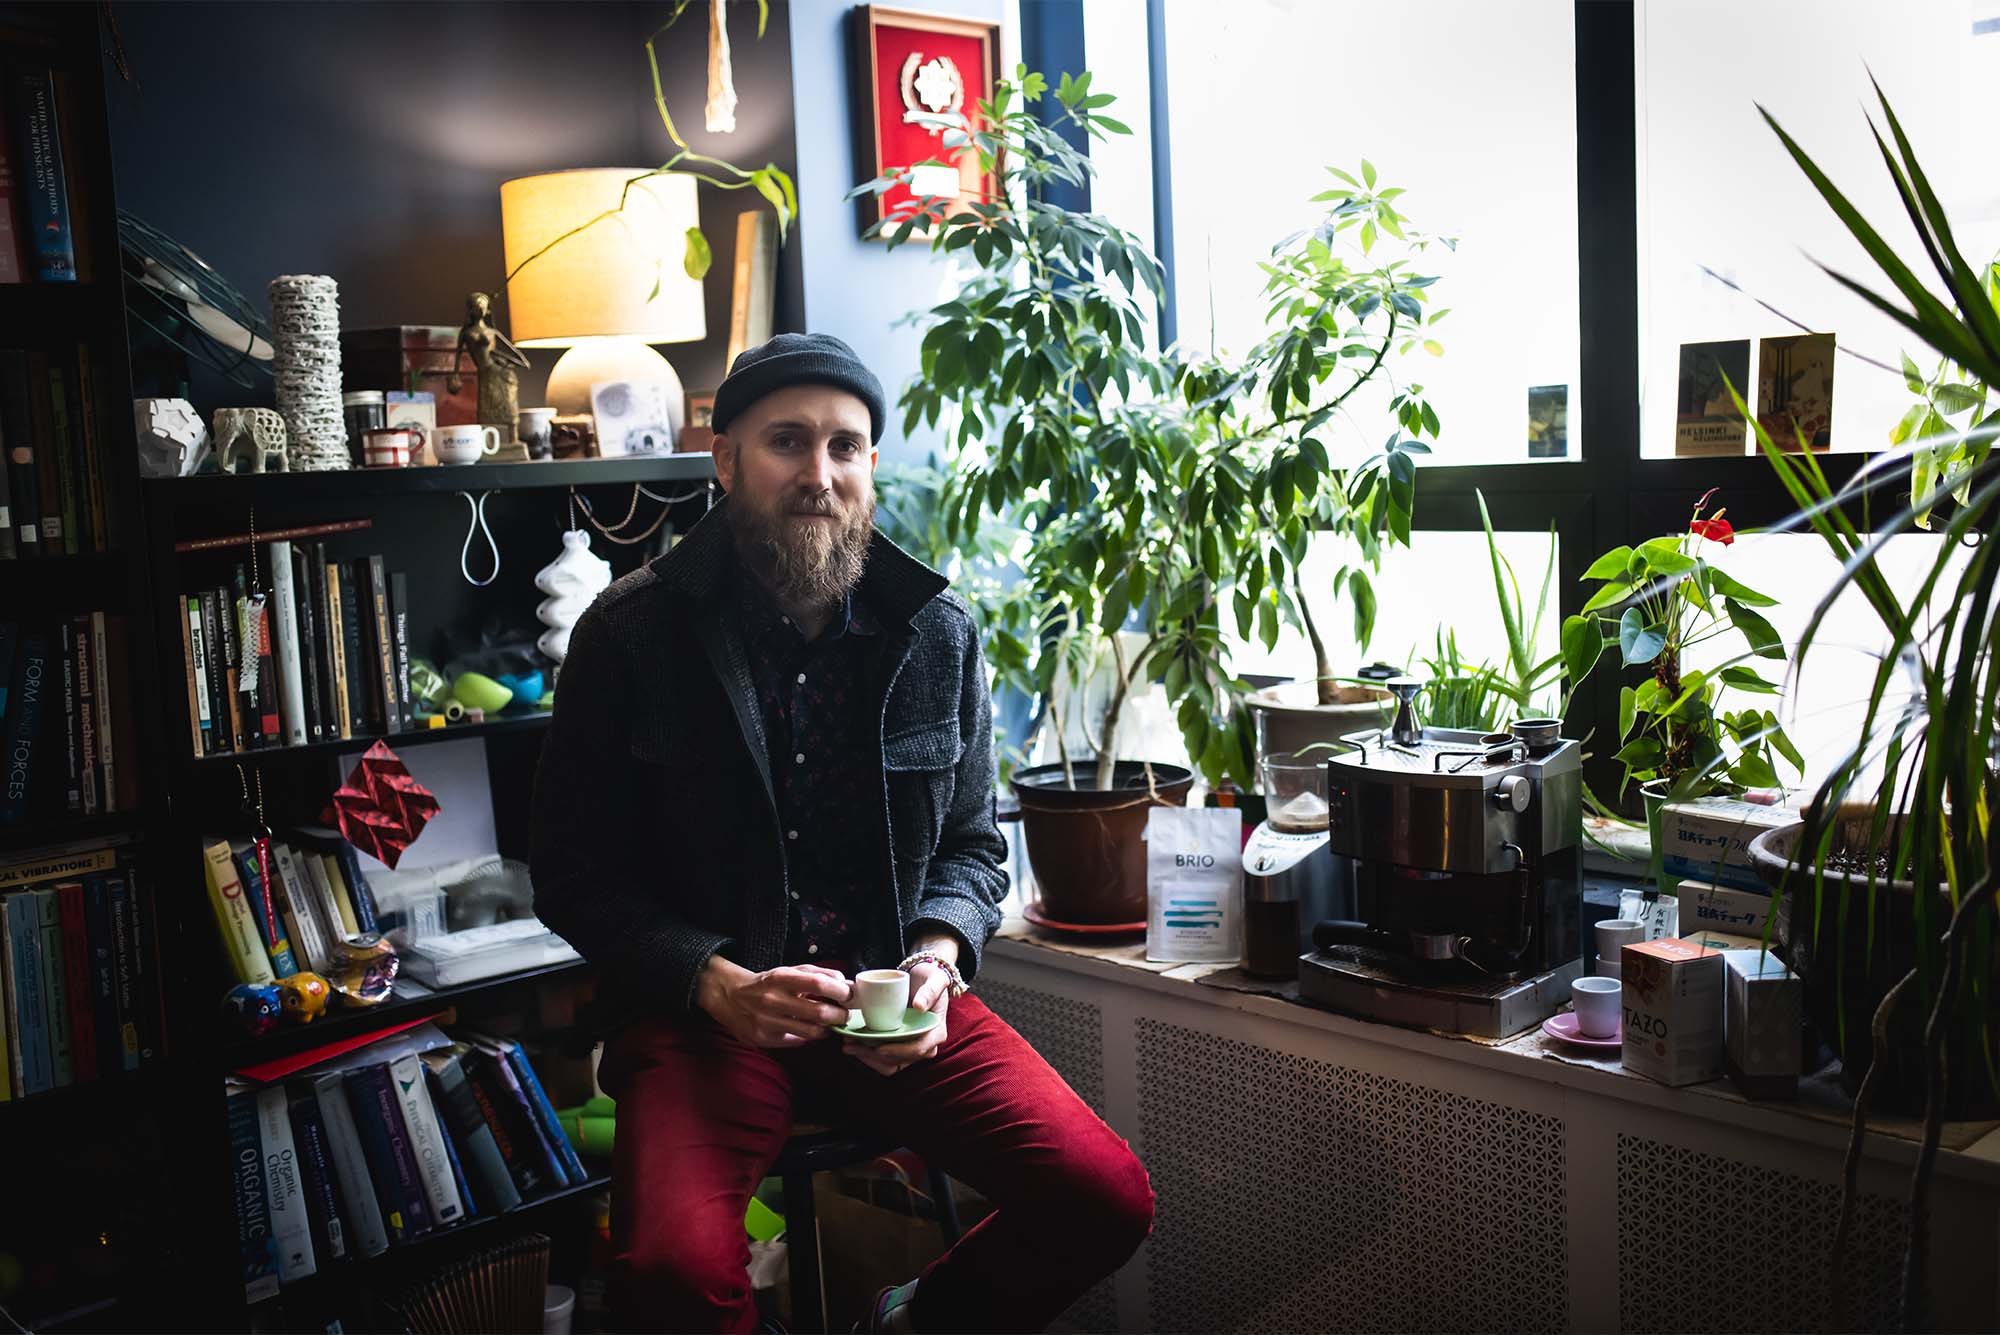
xmin=223 ymin=983 xmax=282 ymax=1037
xmin=277 ymin=972 xmax=332 ymax=1023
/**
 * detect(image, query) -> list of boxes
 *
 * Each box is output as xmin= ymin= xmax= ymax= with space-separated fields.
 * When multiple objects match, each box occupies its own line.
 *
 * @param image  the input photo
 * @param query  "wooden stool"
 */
xmin=774 ymin=1125 xmax=963 ymax=1333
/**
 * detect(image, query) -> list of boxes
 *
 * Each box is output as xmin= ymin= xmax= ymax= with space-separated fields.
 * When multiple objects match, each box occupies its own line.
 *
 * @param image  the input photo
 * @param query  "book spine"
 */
xmin=5 ymin=893 xmax=48 ymax=1093
xmin=310 ymin=1071 xmax=388 ymax=1258
xmin=254 ymin=1082 xmax=316 ymax=1281
xmin=286 ymin=1084 xmax=348 ymax=1264
xmin=83 ymin=874 xmax=118 ymax=1077
xmin=324 ymin=560 xmax=352 ymax=739
xmin=227 ymin=1088 xmax=281 ymax=1303
xmin=228 ymin=566 xmax=256 ymax=749
xmin=0 ymin=900 xmax=12 ymax=1099
xmin=27 ymin=351 xmax=57 ymax=551
xmin=345 ymin=1064 xmax=433 ymax=1239
xmin=107 ymin=872 xmax=138 ymax=1070
xmin=90 ymin=613 xmax=113 ymax=812
xmin=72 ymin=614 xmax=95 ymax=816
xmin=273 ymin=843 xmax=335 ymax=958
xmin=293 ymin=546 xmax=322 ymax=742
xmin=390 ymin=1051 xmax=465 ymax=1227
xmin=32 ymin=887 xmax=69 ymax=1086
xmin=233 ymin=844 xmax=295 ymax=978
xmin=337 ymin=565 xmax=367 ymax=737
xmin=333 ymin=840 xmax=379 ymax=934
xmin=0 ymin=353 xmax=34 ymax=557
xmin=46 ymin=362 xmax=75 ymax=554
xmin=56 ymin=880 xmax=93 ymax=1083
xmin=268 ymin=542 xmax=308 ymax=746
xmin=434 ymin=1091 xmax=477 ymax=1219
xmin=296 ymin=848 xmax=348 ymax=947
xmin=201 ymin=592 xmax=232 ymax=755
xmin=187 ymin=596 xmax=213 ymax=755
xmin=131 ymin=871 xmax=164 ymax=1065
xmin=215 ymin=584 xmax=244 ymax=753
xmin=427 ymin=1054 xmax=520 ymax=1213
xmin=10 ymin=71 xmax=72 ymax=283
xmin=463 ymin=1050 xmax=546 ymax=1198
xmin=389 ymin=570 xmax=413 ymax=729
xmin=0 ymin=414 xmax=12 ymax=560
xmin=1 ymin=629 xmax=48 ymax=825
xmin=319 ymin=853 xmax=359 ymax=937
xmin=308 ymin=546 xmax=339 ymax=740
xmin=483 ymin=1043 xmax=567 ymax=1188
xmin=178 ymin=597 xmax=201 ymax=756
xmin=56 ymin=619 xmax=77 ymax=813
xmin=73 ymin=345 xmax=105 ymax=551
xmin=0 ymin=90 xmax=22 ymax=286
xmin=267 ymin=845 xmax=326 ymax=975
xmin=366 ymin=556 xmax=398 ymax=733
xmin=203 ymin=839 xmax=275 ymax=986
xmin=253 ymin=598 xmax=278 ymax=745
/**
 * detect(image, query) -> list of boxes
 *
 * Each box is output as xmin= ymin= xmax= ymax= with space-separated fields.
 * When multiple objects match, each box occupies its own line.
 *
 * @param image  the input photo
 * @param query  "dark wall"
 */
xmin=103 ymin=0 xmax=800 ymax=411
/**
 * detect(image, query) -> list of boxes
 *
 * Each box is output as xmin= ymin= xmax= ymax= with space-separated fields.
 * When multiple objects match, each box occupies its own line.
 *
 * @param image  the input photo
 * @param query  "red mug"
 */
xmin=362 ymin=426 xmax=421 ymax=467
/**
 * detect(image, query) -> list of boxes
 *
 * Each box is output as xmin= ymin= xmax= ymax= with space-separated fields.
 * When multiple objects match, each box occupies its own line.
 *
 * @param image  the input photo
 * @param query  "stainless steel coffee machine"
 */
xmin=1297 ymin=680 xmax=1584 ymax=1037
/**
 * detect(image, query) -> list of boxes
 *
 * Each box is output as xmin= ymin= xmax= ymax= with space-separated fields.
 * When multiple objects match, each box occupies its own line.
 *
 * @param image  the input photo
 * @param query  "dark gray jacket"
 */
xmin=529 ymin=499 xmax=1009 ymax=1017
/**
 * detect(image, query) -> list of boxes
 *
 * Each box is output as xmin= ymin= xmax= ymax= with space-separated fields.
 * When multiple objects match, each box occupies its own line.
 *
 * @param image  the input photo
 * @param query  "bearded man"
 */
xmin=531 ymin=333 xmax=1153 ymax=1333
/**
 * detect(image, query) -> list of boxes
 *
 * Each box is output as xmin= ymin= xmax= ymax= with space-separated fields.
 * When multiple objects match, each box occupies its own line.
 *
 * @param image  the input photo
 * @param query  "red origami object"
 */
xmin=324 ymin=741 xmax=440 ymax=869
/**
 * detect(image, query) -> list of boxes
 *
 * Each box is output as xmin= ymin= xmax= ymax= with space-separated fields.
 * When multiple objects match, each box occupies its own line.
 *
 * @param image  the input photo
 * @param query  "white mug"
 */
xmin=433 ymin=423 xmax=502 ymax=464
xmin=1571 ymin=975 xmax=1622 ymax=1039
xmin=853 ymin=968 xmax=911 ymax=1032
xmin=1595 ymin=917 xmax=1647 ymax=962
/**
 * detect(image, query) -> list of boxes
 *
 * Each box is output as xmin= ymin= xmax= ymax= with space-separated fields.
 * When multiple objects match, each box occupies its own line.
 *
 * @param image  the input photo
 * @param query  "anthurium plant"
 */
xmin=1561 ymin=490 xmax=1800 ymax=798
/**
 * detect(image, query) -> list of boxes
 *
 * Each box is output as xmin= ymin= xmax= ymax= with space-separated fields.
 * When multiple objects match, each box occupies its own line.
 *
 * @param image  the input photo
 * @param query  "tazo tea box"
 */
xmin=1621 ymin=938 xmax=1724 ymax=1086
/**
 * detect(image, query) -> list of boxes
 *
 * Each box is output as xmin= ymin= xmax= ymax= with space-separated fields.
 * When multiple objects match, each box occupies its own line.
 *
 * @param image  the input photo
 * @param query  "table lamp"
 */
xmin=500 ymin=168 xmax=706 ymax=422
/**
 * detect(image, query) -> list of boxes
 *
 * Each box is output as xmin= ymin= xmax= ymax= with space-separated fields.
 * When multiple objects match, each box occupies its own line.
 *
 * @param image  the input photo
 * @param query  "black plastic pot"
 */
xmin=1010 ymin=760 xmax=1194 ymax=925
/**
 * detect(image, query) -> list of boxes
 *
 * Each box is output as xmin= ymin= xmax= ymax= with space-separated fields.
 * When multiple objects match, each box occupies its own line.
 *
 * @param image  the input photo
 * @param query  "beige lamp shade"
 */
xmin=501 ymin=168 xmax=706 ymax=347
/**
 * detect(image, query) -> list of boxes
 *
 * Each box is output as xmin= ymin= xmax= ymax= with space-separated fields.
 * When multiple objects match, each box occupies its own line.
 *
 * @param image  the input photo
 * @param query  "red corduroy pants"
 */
xmin=598 ymin=992 xmax=1153 ymax=1333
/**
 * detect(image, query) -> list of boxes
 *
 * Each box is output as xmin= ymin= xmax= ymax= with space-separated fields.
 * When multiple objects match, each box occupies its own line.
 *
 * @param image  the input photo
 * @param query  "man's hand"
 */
xmin=843 ymin=935 xmax=958 ymax=1076
xmin=697 ymin=957 xmax=853 ymax=1048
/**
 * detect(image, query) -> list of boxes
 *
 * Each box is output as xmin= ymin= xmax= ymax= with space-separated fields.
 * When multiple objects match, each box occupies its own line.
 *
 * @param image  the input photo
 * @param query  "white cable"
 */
xmin=459 ymin=490 xmax=500 ymax=587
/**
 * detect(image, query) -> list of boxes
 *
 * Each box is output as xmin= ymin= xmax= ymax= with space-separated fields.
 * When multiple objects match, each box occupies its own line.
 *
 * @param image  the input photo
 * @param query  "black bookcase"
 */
xmin=0 ymin=7 xmax=719 ymax=1327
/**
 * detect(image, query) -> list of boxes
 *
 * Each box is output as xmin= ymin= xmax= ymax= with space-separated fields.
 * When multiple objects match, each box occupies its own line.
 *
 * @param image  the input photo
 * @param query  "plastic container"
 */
xmin=544 ymin=1283 xmax=576 ymax=1335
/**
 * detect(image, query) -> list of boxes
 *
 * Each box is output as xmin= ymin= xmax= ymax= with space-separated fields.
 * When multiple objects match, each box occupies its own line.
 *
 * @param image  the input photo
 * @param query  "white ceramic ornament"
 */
xmin=133 ymin=397 xmax=210 ymax=478
xmin=535 ymin=528 xmax=612 ymax=664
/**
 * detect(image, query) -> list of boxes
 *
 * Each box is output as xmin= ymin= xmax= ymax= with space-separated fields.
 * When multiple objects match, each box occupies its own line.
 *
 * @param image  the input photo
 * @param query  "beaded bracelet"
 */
xmin=898 ymin=950 xmax=969 ymax=998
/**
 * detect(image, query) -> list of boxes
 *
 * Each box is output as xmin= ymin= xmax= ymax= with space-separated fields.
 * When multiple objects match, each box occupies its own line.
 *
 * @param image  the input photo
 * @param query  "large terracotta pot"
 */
xmin=1011 ymin=760 xmax=1194 ymax=925
xmin=1747 ymin=809 xmax=2000 ymax=1116
xmin=1244 ymin=681 xmax=1393 ymax=763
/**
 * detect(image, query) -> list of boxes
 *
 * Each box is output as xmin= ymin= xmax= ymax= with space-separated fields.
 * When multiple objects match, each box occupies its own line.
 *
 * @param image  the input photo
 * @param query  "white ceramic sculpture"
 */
xmin=133 ymin=397 xmax=210 ymax=478
xmin=269 ymin=273 xmax=348 ymax=471
xmin=212 ymin=407 xmax=289 ymax=474
xmin=535 ymin=528 xmax=613 ymax=664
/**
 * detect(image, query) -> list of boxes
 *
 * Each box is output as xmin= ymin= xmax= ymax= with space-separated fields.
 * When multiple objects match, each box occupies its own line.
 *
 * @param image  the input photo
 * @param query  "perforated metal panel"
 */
xmin=1615 ymin=1132 xmax=1911 ymax=1332
xmin=977 ymin=978 xmax=1117 ymax=1331
xmin=1136 ymin=1018 xmax=1568 ymax=1333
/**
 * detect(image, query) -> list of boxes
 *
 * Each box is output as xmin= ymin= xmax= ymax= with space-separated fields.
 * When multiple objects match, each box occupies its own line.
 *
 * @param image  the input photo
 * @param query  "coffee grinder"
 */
xmin=1297 ymin=678 xmax=1584 ymax=1036
xmin=1241 ymin=738 xmax=1354 ymax=979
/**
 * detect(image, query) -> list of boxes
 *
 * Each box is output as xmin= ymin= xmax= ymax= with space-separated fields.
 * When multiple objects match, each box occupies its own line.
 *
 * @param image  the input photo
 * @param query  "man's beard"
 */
xmin=728 ymin=486 xmax=875 ymax=609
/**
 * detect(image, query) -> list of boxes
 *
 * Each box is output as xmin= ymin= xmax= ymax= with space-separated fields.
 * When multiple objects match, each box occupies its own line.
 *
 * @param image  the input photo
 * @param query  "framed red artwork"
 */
xmin=848 ymin=5 xmax=1001 ymax=239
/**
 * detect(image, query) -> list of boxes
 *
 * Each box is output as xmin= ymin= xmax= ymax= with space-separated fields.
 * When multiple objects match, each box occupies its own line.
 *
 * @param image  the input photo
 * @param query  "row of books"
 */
xmin=1 ymin=614 xmax=140 ymax=826
xmin=203 ymin=833 xmax=382 ymax=989
xmin=179 ymin=540 xmax=416 ymax=758
xmin=229 ymin=1022 xmax=594 ymax=1301
xmin=1 ymin=841 xmax=161 ymax=1101
xmin=0 ymin=343 xmax=115 ymax=559
xmin=0 ymin=64 xmax=94 ymax=285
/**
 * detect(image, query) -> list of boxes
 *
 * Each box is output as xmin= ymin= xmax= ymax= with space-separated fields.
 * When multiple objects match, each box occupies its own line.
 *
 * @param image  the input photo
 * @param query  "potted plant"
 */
xmin=1730 ymin=82 xmax=2000 ymax=1324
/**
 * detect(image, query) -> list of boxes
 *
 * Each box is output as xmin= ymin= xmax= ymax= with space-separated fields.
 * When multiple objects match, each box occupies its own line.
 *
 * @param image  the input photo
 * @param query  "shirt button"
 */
xmin=790 ymin=890 xmax=800 ymax=900
xmin=781 ymin=615 xmax=791 ymax=625
xmin=794 ymin=752 xmax=805 ymax=765
xmin=796 ymin=672 xmax=806 ymax=684
xmin=787 ymin=829 xmax=798 ymax=841
xmin=807 ymin=943 xmax=819 ymax=954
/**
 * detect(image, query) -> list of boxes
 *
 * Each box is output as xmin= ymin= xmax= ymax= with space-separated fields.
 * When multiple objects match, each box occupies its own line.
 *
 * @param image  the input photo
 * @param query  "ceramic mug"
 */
xmin=434 ymin=423 xmax=502 ymax=464
xmin=853 ymin=968 xmax=911 ymax=1031
xmin=362 ymin=426 xmax=421 ymax=468
xmin=517 ymin=406 xmax=558 ymax=461
xmin=1595 ymin=917 xmax=1647 ymax=962
xmin=1571 ymin=975 xmax=1622 ymax=1039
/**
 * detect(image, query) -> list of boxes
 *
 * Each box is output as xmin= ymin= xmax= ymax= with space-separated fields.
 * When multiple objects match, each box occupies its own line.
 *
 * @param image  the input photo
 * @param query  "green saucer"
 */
xmin=834 ymin=1007 xmax=941 ymax=1043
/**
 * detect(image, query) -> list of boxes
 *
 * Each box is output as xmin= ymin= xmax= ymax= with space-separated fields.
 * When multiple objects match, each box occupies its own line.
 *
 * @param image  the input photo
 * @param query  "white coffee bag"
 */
xmin=1145 ymin=806 xmax=1244 ymax=963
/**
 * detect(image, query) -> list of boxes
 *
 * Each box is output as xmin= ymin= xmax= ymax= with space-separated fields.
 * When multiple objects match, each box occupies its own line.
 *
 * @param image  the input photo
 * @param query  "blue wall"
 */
xmin=786 ymin=0 xmax=1012 ymax=468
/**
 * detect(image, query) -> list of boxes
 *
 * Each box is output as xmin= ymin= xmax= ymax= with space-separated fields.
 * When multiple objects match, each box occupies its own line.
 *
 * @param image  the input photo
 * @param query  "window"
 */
xmin=1162 ymin=0 xmax=1581 ymax=466
xmin=1635 ymin=0 xmax=2000 ymax=459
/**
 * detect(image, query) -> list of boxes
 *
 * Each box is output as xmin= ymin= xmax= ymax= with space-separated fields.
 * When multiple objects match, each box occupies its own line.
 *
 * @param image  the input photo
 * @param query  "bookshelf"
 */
xmin=0 ymin=7 xmax=721 ymax=1327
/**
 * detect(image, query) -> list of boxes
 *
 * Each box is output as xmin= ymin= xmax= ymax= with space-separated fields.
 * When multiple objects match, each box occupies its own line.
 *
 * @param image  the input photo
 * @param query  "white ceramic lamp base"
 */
xmin=544 ymin=337 xmax=686 ymax=433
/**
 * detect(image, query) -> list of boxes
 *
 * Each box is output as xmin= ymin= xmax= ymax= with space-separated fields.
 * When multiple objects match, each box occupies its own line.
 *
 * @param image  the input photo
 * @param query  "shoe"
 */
xmin=856 ymin=1279 xmax=919 ymax=1333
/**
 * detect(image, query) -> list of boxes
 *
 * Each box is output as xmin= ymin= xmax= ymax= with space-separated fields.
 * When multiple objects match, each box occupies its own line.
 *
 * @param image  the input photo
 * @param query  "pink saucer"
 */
xmin=1542 ymin=1011 xmax=1622 ymax=1049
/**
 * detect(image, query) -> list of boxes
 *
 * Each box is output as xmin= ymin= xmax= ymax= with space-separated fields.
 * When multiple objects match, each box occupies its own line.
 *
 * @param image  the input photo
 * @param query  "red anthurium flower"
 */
xmin=1690 ymin=516 xmax=1735 ymax=545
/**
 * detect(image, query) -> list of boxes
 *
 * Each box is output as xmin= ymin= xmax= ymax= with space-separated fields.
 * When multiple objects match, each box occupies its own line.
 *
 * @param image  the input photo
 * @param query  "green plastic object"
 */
xmin=451 ymin=670 xmax=513 ymax=714
xmin=556 ymin=1096 xmax=617 ymax=1157
xmin=745 ymin=1196 xmax=785 ymax=1243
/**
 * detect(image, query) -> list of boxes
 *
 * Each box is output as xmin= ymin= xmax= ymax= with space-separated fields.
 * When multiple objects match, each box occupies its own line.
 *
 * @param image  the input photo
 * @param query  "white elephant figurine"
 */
xmin=133 ymin=397 xmax=209 ymax=478
xmin=212 ymin=407 xmax=289 ymax=474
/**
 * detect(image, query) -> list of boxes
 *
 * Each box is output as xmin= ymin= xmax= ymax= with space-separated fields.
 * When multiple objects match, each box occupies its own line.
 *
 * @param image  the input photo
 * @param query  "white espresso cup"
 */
xmin=433 ymin=423 xmax=502 ymax=464
xmin=854 ymin=968 xmax=911 ymax=1032
xmin=1571 ymin=975 xmax=1623 ymax=1039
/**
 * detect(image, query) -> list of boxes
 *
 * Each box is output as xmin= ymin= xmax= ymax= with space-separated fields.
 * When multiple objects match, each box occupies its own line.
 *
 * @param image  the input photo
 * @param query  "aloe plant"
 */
xmin=1755 ymin=76 xmax=2000 ymax=1329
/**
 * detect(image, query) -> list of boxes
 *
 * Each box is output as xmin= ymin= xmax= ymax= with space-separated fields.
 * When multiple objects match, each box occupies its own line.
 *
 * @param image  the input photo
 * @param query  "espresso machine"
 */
xmin=1297 ymin=678 xmax=1584 ymax=1037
